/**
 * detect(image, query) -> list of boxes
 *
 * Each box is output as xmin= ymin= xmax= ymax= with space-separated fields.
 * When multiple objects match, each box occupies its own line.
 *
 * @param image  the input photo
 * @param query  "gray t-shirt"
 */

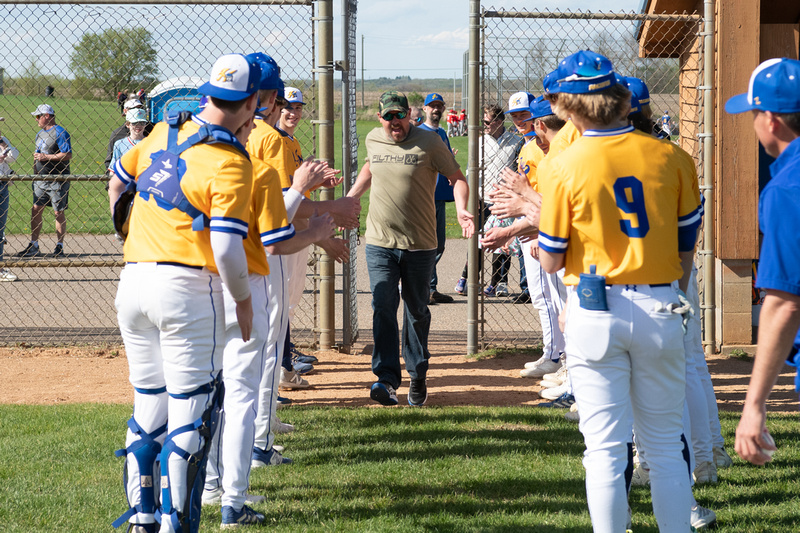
xmin=34 ymin=124 xmax=71 ymax=176
xmin=365 ymin=125 xmax=460 ymax=250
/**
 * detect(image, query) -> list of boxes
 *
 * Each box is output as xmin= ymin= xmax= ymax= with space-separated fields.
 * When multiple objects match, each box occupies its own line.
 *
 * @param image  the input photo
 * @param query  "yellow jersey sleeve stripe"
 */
xmin=209 ymin=216 xmax=248 ymax=237
xmin=538 ymin=231 xmax=568 ymax=253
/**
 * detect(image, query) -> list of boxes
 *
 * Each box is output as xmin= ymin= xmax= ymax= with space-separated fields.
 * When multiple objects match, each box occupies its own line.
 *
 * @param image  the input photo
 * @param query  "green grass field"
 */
xmin=0 ymin=92 xmax=470 ymax=238
xmin=0 ymin=405 xmax=797 ymax=532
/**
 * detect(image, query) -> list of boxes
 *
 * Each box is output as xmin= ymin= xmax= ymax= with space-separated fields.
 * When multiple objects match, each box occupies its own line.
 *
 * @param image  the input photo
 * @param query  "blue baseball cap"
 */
xmin=199 ymin=53 xmax=261 ymax=101
xmin=552 ymin=50 xmax=617 ymax=94
xmin=528 ymin=95 xmax=553 ymax=120
xmin=625 ymin=77 xmax=651 ymax=114
xmin=725 ymin=58 xmax=800 ymax=114
xmin=508 ymin=91 xmax=536 ymax=114
xmin=246 ymin=52 xmax=282 ymax=91
xmin=424 ymin=93 xmax=445 ymax=106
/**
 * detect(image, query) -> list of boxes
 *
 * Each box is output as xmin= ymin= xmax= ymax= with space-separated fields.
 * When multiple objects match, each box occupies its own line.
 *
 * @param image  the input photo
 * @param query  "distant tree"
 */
xmin=70 ymin=27 xmax=158 ymax=97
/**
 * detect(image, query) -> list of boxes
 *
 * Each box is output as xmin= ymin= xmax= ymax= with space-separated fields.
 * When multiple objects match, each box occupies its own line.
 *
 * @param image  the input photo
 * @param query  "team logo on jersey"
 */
xmin=216 ymin=68 xmax=237 ymax=83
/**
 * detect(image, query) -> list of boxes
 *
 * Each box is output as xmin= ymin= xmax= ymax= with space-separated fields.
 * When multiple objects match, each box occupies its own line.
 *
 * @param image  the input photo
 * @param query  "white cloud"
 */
xmin=412 ymin=28 xmax=469 ymax=48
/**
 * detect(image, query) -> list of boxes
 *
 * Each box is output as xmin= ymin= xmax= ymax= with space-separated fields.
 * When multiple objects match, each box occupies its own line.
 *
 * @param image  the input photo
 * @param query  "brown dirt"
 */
xmin=2 ymin=339 xmax=797 ymax=412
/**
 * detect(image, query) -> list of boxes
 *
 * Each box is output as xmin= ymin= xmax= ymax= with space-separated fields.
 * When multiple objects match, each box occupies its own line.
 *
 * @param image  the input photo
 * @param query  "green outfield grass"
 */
xmin=1 ymin=97 xmax=472 ymax=239
xmin=0 ymin=405 xmax=797 ymax=532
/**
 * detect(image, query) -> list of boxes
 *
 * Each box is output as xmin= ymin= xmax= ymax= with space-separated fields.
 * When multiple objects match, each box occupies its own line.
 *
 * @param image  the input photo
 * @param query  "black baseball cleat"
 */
xmin=408 ymin=378 xmax=428 ymax=406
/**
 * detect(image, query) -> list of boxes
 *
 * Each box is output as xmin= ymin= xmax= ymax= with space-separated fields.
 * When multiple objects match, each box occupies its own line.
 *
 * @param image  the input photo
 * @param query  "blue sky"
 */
xmin=347 ymin=0 xmax=643 ymax=79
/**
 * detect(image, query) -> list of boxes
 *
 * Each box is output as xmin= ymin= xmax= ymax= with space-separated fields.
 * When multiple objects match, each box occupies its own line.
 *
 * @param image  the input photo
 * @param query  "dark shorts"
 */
xmin=32 ymin=180 xmax=70 ymax=211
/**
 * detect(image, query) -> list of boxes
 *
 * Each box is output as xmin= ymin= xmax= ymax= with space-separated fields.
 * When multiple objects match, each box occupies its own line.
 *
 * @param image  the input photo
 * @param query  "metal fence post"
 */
xmin=316 ymin=0 xmax=335 ymax=348
xmin=467 ymin=0 xmax=480 ymax=355
xmin=702 ymin=0 xmax=715 ymax=353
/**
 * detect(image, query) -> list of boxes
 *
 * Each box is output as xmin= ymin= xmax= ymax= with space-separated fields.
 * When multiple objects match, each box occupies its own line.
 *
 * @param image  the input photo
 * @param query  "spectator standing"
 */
xmin=0 ymin=122 xmax=20 ymax=281
xmin=117 ymin=91 xmax=126 ymax=112
xmin=348 ymin=91 xmax=473 ymax=407
xmin=17 ymin=104 xmax=72 ymax=258
xmin=109 ymin=109 xmax=148 ymax=171
xmin=418 ymin=92 xmax=456 ymax=304
xmin=104 ymin=98 xmax=154 ymax=175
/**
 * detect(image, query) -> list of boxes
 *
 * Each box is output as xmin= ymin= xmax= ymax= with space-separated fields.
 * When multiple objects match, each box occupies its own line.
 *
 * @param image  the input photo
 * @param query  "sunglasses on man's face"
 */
xmin=381 ymin=111 xmax=407 ymax=121
xmin=413 ymin=116 xmax=423 ymax=124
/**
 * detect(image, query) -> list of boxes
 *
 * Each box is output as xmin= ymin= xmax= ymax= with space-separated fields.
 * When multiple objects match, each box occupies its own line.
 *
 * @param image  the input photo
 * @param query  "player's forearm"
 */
xmin=211 ymin=232 xmax=251 ymax=302
xmin=47 ymin=152 xmax=72 ymax=162
xmin=539 ymin=249 xmax=565 ymax=274
xmin=108 ymin=175 xmax=126 ymax=215
xmin=743 ymin=291 xmax=800 ymax=408
xmin=678 ymin=251 xmax=694 ymax=292
xmin=266 ymin=227 xmax=321 ymax=256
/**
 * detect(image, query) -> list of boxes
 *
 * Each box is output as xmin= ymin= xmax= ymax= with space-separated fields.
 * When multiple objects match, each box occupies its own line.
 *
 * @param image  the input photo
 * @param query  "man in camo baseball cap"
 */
xmin=379 ymin=91 xmax=409 ymax=115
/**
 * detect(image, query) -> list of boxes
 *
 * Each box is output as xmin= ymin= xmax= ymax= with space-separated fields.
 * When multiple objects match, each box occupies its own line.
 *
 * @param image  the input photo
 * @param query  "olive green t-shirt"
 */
xmin=364 ymin=126 xmax=460 ymax=250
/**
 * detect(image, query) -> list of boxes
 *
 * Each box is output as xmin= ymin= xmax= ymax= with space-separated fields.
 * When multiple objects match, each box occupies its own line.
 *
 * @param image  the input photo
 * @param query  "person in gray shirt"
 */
xmin=17 ymin=104 xmax=72 ymax=258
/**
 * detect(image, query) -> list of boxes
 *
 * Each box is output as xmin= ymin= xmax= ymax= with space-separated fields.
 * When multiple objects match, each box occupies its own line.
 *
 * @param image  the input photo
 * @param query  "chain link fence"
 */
xmin=0 ymin=1 xmax=321 ymax=344
xmin=477 ymin=7 xmax=705 ymax=349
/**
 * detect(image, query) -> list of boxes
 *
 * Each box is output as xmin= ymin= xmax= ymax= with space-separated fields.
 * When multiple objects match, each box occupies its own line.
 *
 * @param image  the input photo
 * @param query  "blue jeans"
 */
xmin=0 ymin=182 xmax=8 ymax=260
xmin=366 ymin=244 xmax=436 ymax=388
xmin=430 ymin=200 xmax=447 ymax=291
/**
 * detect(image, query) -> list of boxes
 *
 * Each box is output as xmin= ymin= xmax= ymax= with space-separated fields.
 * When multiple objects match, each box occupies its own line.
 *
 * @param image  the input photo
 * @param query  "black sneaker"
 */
xmin=370 ymin=381 xmax=398 ymax=406
xmin=17 ymin=242 xmax=40 ymax=257
xmin=51 ymin=243 xmax=64 ymax=257
xmin=513 ymin=292 xmax=531 ymax=304
xmin=408 ymin=378 xmax=428 ymax=406
xmin=430 ymin=290 xmax=454 ymax=304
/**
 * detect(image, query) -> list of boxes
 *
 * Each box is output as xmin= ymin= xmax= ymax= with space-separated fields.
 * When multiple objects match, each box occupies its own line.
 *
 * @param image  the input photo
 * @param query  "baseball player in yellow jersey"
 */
xmin=537 ymin=50 xmax=702 ymax=533
xmin=108 ymin=53 xmax=261 ymax=533
xmin=482 ymin=96 xmax=568 ymax=384
xmin=620 ymin=75 xmax=718 ymax=530
xmin=245 ymin=80 xmax=351 ymax=468
xmin=200 ymin=56 xmax=337 ymax=527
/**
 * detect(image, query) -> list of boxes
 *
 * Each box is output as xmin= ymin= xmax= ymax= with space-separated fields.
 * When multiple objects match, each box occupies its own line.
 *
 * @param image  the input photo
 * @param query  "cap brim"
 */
xmin=523 ymin=130 xmax=537 ymax=138
xmin=381 ymin=105 xmax=407 ymax=114
xmin=199 ymin=82 xmax=252 ymax=102
xmin=724 ymin=93 xmax=753 ymax=114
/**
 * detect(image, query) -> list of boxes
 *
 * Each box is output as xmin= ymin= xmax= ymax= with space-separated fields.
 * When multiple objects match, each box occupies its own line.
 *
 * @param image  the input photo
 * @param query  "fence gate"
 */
xmin=0 ymin=0 xmax=322 ymax=345
xmin=339 ymin=0 xmax=359 ymax=350
xmin=475 ymin=6 xmax=707 ymax=350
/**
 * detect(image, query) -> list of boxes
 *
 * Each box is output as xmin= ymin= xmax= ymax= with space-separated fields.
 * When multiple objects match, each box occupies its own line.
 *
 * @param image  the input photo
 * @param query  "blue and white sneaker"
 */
xmin=293 ymin=361 xmax=314 ymax=375
xmin=370 ymin=381 xmax=399 ymax=406
xmin=221 ymin=504 xmax=265 ymax=528
xmin=539 ymin=392 xmax=576 ymax=409
xmin=454 ymin=277 xmax=467 ymax=295
xmin=290 ymin=344 xmax=318 ymax=364
xmin=251 ymin=446 xmax=293 ymax=468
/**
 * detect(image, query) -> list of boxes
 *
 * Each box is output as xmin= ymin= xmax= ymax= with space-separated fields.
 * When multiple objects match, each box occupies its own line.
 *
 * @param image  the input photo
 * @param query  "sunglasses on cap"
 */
xmin=381 ymin=111 xmax=407 ymax=121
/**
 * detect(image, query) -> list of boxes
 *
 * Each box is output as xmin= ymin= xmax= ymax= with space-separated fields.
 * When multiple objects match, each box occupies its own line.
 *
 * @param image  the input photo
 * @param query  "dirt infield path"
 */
xmin=2 ymin=338 xmax=797 ymax=412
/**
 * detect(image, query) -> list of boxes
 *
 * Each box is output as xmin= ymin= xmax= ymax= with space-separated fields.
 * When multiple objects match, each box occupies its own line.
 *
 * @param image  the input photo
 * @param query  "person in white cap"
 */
xmin=17 ymin=104 xmax=72 ymax=258
xmin=104 ymin=98 xmax=153 ymax=175
xmin=108 ymin=53 xmax=261 ymax=532
xmin=109 ymin=108 xmax=149 ymax=172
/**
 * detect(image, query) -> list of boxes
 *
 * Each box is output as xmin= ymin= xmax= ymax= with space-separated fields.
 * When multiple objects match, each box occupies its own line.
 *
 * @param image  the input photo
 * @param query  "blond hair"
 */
xmin=550 ymin=83 xmax=632 ymax=126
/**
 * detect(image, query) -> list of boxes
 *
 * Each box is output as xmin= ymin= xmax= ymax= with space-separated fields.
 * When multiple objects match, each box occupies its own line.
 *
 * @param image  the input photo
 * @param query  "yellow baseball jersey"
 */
xmin=517 ymin=140 xmax=546 ymax=191
xmin=546 ymin=119 xmax=581 ymax=159
xmin=244 ymin=158 xmax=295 ymax=276
xmin=246 ymin=119 xmax=310 ymax=198
xmin=538 ymin=125 xmax=701 ymax=286
xmin=115 ymin=116 xmax=252 ymax=271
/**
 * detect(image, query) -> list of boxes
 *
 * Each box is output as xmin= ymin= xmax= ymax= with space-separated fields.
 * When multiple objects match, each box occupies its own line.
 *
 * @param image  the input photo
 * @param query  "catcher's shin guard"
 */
xmin=112 ymin=387 xmax=168 ymax=530
xmin=160 ymin=375 xmax=224 ymax=533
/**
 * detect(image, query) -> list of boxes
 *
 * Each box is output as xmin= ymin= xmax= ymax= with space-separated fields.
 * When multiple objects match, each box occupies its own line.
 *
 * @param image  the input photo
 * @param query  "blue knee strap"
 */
xmin=112 ymin=414 xmax=167 ymax=529
xmin=159 ymin=377 xmax=224 ymax=533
